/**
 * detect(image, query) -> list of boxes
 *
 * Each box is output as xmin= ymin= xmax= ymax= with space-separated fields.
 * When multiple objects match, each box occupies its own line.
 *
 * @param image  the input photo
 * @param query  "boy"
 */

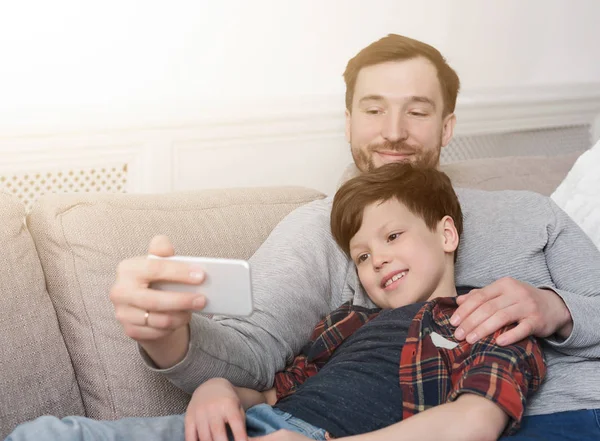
xmin=184 ymin=162 xmax=545 ymax=441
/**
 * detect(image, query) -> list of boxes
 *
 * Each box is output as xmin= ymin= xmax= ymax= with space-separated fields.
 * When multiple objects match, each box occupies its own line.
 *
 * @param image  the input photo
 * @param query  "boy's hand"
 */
xmin=185 ymin=378 xmax=248 ymax=441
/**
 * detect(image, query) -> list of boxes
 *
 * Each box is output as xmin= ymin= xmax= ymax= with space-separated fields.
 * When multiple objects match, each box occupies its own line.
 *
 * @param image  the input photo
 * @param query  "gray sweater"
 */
xmin=146 ymin=188 xmax=600 ymax=417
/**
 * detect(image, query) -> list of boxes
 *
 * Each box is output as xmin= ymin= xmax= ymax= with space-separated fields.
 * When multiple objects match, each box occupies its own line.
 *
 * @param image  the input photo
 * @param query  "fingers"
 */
xmin=116 ymin=255 xmax=206 ymax=287
xmin=460 ymin=304 xmax=523 ymax=344
xmin=226 ymin=407 xmax=248 ymax=441
xmin=184 ymin=416 xmax=199 ymax=441
xmin=208 ymin=414 xmax=230 ymax=441
xmin=148 ymin=235 xmax=176 ymax=257
xmin=185 ymin=411 xmax=212 ymax=441
xmin=196 ymin=420 xmax=213 ymax=441
xmin=495 ymin=320 xmax=535 ymax=346
xmin=115 ymin=304 xmax=192 ymax=326
xmin=451 ymin=286 xmax=518 ymax=342
xmin=451 ymin=286 xmax=502 ymax=328
xmin=114 ymin=286 xmax=206 ymax=312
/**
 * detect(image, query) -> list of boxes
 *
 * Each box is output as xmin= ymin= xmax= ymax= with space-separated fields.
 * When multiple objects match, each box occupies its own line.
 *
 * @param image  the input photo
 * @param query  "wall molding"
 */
xmin=454 ymin=83 xmax=600 ymax=136
xmin=0 ymin=83 xmax=599 ymax=195
xmin=2 ymin=83 xmax=600 ymax=139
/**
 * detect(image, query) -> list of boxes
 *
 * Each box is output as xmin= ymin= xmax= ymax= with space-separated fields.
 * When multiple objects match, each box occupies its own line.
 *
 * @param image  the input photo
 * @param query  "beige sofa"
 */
xmin=0 ymin=152 xmax=581 ymax=437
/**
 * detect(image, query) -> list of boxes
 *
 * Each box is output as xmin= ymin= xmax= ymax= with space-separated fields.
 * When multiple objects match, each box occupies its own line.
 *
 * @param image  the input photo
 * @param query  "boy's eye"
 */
xmin=387 ymin=232 xmax=401 ymax=242
xmin=357 ymin=253 xmax=370 ymax=264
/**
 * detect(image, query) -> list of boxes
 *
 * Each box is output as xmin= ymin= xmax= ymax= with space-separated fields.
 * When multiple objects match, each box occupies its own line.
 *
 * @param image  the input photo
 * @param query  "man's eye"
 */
xmin=388 ymin=232 xmax=401 ymax=242
xmin=409 ymin=111 xmax=427 ymax=117
xmin=365 ymin=109 xmax=383 ymax=115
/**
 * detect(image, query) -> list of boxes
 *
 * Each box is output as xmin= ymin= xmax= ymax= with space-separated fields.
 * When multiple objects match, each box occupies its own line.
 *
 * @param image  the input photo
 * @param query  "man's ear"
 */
xmin=441 ymin=113 xmax=456 ymax=147
xmin=345 ymin=108 xmax=352 ymax=144
xmin=440 ymin=215 xmax=459 ymax=253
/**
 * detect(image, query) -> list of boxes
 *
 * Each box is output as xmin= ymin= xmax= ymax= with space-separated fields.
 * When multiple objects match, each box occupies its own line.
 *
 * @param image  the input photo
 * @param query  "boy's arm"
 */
xmin=345 ymin=394 xmax=507 ymax=441
xmin=234 ymin=386 xmax=277 ymax=410
xmin=251 ymin=396 xmax=505 ymax=441
xmin=444 ymin=328 xmax=546 ymax=435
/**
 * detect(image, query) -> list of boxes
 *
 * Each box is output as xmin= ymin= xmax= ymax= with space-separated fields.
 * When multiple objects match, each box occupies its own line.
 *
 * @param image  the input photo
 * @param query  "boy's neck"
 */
xmin=424 ymin=263 xmax=457 ymax=302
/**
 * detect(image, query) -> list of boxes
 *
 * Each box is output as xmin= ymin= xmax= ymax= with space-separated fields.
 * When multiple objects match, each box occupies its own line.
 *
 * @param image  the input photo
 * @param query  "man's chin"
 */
xmin=375 ymin=154 xmax=415 ymax=167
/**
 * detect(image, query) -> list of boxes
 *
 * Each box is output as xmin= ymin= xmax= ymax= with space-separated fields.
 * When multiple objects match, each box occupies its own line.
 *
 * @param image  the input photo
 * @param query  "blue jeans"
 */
xmin=6 ymin=407 xmax=599 ymax=440
xmin=4 ymin=404 xmax=326 ymax=441
xmin=501 ymin=409 xmax=600 ymax=440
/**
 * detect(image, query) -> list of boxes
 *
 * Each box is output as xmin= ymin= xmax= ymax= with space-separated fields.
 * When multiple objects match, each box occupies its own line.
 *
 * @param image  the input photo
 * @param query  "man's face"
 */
xmin=346 ymin=57 xmax=456 ymax=172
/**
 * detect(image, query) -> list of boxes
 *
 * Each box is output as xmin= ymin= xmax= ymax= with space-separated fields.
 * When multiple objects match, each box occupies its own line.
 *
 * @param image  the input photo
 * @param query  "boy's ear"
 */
xmin=440 ymin=215 xmax=459 ymax=253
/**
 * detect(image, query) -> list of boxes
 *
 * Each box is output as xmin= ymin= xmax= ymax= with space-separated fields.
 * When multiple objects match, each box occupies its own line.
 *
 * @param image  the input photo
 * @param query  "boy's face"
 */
xmin=349 ymin=199 xmax=458 ymax=309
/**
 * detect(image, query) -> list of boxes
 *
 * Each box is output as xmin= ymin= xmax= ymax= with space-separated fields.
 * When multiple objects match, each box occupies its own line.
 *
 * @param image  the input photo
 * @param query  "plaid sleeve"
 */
xmin=274 ymin=301 xmax=379 ymax=401
xmin=274 ymin=352 xmax=319 ymax=400
xmin=446 ymin=329 xmax=546 ymax=435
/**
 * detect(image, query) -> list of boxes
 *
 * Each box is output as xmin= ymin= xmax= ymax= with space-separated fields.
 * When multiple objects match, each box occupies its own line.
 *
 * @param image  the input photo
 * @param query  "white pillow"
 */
xmin=551 ymin=139 xmax=600 ymax=251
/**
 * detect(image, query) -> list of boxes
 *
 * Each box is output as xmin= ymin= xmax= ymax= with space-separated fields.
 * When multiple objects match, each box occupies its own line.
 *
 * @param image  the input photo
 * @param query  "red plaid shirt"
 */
xmin=274 ymin=296 xmax=546 ymax=435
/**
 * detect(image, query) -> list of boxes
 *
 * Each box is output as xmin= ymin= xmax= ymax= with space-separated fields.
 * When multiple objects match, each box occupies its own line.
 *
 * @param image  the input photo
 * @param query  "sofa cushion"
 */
xmin=0 ymin=192 xmax=84 ymax=438
xmin=26 ymin=187 xmax=325 ymax=420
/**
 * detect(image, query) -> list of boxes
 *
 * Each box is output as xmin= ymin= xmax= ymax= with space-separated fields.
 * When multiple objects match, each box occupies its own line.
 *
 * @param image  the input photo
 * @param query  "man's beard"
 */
xmin=351 ymin=139 xmax=442 ymax=172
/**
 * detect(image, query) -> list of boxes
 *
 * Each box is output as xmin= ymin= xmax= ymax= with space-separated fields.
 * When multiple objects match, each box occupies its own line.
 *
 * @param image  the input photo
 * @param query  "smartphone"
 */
xmin=148 ymin=255 xmax=253 ymax=317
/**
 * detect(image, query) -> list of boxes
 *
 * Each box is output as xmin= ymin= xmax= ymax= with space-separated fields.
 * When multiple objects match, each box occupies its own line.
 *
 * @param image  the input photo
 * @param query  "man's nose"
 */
xmin=381 ymin=111 xmax=408 ymax=143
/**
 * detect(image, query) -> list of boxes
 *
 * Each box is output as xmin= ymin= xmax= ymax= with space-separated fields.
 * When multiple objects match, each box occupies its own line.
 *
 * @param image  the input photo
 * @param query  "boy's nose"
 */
xmin=372 ymin=254 xmax=391 ymax=270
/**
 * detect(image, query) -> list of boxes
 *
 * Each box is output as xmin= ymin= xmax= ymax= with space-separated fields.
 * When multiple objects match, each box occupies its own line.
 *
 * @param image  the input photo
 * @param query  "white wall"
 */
xmin=1 ymin=0 xmax=599 ymax=136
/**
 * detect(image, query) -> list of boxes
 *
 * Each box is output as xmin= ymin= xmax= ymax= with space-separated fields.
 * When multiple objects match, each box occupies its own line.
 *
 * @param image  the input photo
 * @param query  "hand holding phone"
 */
xmin=149 ymin=255 xmax=253 ymax=317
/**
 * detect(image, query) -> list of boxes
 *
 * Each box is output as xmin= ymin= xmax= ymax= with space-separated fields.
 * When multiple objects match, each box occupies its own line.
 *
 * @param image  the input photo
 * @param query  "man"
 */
xmin=111 ymin=34 xmax=600 ymax=440
xmin=7 ymin=34 xmax=600 ymax=440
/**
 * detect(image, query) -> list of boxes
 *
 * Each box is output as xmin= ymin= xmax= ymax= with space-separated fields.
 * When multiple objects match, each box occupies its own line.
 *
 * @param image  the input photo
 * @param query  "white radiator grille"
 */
xmin=0 ymin=163 xmax=128 ymax=211
xmin=442 ymin=125 xmax=591 ymax=163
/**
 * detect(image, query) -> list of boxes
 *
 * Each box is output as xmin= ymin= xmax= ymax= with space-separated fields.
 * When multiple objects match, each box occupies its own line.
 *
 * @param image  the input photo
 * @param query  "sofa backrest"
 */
xmin=26 ymin=186 xmax=325 ymax=420
xmin=0 ymin=192 xmax=84 ymax=438
xmin=337 ymin=152 xmax=582 ymax=196
xmin=440 ymin=152 xmax=582 ymax=196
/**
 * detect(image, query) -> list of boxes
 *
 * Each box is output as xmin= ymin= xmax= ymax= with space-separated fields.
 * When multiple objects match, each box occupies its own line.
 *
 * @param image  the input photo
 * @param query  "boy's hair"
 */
xmin=343 ymin=34 xmax=460 ymax=117
xmin=331 ymin=163 xmax=463 ymax=261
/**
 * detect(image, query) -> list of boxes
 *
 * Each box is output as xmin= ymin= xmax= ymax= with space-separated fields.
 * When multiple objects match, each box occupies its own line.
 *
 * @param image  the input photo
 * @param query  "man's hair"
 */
xmin=331 ymin=162 xmax=463 ymax=261
xmin=343 ymin=34 xmax=460 ymax=116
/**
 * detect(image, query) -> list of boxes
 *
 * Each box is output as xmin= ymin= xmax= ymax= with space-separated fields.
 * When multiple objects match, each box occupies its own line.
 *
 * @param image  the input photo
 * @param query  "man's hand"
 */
xmin=109 ymin=235 xmax=207 ymax=368
xmin=185 ymin=378 xmax=247 ymax=441
xmin=450 ymin=277 xmax=573 ymax=346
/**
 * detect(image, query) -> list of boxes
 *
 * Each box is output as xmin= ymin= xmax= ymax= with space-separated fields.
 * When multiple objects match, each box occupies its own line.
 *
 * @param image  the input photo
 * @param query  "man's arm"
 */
xmin=538 ymin=199 xmax=600 ymax=356
xmin=451 ymin=195 xmax=600 ymax=356
xmin=140 ymin=198 xmax=353 ymax=393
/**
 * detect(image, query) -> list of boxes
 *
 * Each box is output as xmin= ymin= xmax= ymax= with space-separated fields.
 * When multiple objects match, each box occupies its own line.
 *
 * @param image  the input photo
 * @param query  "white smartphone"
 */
xmin=148 ymin=255 xmax=253 ymax=317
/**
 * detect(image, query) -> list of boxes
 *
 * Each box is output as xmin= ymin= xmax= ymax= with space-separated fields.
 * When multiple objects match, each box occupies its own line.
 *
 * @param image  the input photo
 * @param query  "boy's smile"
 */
xmin=381 ymin=269 xmax=408 ymax=290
